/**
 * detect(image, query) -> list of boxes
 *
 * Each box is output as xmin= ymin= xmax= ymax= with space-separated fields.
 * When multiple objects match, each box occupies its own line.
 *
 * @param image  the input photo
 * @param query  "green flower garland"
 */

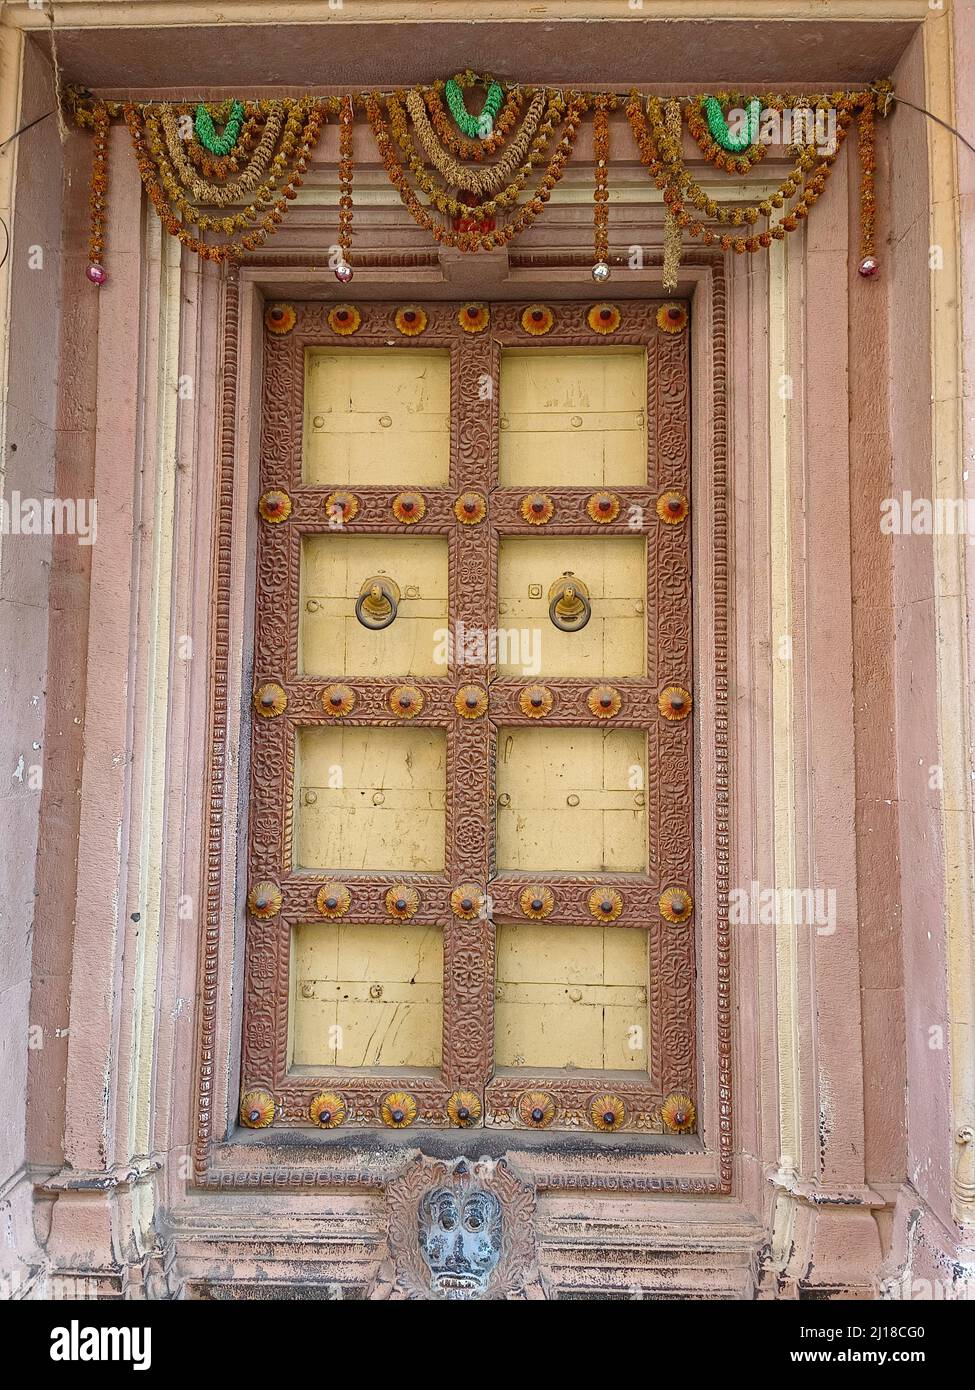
xmin=444 ymin=76 xmax=504 ymax=139
xmin=704 ymin=96 xmax=761 ymax=152
xmin=194 ymin=99 xmax=246 ymax=155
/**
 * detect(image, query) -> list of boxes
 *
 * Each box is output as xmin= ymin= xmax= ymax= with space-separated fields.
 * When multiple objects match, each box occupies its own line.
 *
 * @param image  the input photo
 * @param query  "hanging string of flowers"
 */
xmin=70 ymin=77 xmax=890 ymax=285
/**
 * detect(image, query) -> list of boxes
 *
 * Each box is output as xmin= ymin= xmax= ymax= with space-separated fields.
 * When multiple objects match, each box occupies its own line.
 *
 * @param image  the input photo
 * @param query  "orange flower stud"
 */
xmin=520 ymin=886 xmax=554 ymax=919
xmin=253 ymin=682 xmax=287 ymax=718
xmin=520 ymin=492 xmax=554 ymax=525
xmin=447 ymin=1091 xmax=482 ymax=1127
xmin=381 ymin=1092 xmax=417 ymax=1128
xmin=657 ymin=303 xmax=688 ymax=334
xmin=589 ymin=1095 xmax=626 ymax=1132
xmin=309 ymin=1092 xmax=347 ymax=1128
xmin=519 ymin=685 xmax=553 ymax=718
xmin=589 ymin=888 xmax=623 ymax=922
xmin=658 ymin=685 xmax=692 ymax=720
xmin=248 ymin=881 xmax=282 ymax=919
xmin=390 ymin=684 xmax=424 ymax=717
xmin=240 ymin=1089 xmax=275 ymax=1128
xmin=586 ymin=491 xmax=620 ymax=523
xmin=324 ymin=490 xmax=359 ymax=525
xmin=395 ymin=305 xmax=428 ymax=336
xmin=259 ymin=489 xmax=292 ymax=523
xmin=386 ymin=885 xmax=420 ymax=919
xmin=322 ymin=684 xmax=356 ymax=717
xmin=518 ymin=1091 xmax=556 ymax=1128
xmin=316 ymin=882 xmax=351 ymax=918
xmin=661 ymin=1092 xmax=696 ymax=1133
xmin=454 ymin=492 xmax=486 ymax=525
xmin=587 ymin=303 xmax=621 ymax=334
xmin=451 ymin=885 xmax=484 ymax=920
xmin=459 ymin=302 xmax=489 ymax=333
xmin=392 ymin=491 xmax=427 ymax=524
xmin=328 ymin=304 xmax=361 ymax=335
xmin=659 ymin=887 xmax=693 ymax=923
xmin=656 ymin=490 xmax=689 ymax=524
xmin=264 ymin=302 xmax=296 ymax=335
xmin=588 ymin=685 xmax=622 ymax=719
xmin=455 ymin=685 xmax=488 ymax=719
xmin=521 ymin=304 xmax=554 ymax=335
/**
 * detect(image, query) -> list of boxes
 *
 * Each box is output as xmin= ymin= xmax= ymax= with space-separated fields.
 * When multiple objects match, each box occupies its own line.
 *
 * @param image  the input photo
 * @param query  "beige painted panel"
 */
xmin=498 ymin=536 xmax=646 ymax=677
xmin=303 ymin=348 xmax=451 ymax=486
xmin=301 ymin=535 xmax=449 ymax=677
xmin=291 ymin=922 xmax=443 ymax=1068
xmin=495 ymin=924 xmax=648 ymax=1070
xmin=295 ymin=727 xmax=447 ymax=871
xmin=498 ymin=347 xmax=647 ymax=487
xmin=496 ymin=727 xmax=648 ymax=871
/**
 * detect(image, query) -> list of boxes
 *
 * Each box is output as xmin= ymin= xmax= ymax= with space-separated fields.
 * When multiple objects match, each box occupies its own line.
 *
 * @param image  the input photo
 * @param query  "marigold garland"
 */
xmin=87 ymin=103 xmax=110 ymax=283
xmin=76 ymin=83 xmax=888 ymax=277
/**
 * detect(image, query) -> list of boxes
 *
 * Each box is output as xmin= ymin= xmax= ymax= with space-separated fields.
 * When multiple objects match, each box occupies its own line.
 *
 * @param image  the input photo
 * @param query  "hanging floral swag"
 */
xmin=71 ymin=74 xmax=892 ymax=286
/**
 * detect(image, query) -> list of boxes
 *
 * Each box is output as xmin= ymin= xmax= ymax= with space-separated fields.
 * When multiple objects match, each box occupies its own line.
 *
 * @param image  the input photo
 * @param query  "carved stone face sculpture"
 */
xmin=418 ymin=1184 xmax=503 ymax=1299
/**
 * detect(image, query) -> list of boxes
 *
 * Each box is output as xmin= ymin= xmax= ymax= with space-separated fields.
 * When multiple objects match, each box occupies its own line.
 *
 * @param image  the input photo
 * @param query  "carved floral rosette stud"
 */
xmin=587 ymin=684 xmax=621 ymax=719
xmin=455 ymin=685 xmax=488 ymax=719
xmin=586 ymin=491 xmax=620 ymax=523
xmin=259 ymin=488 xmax=291 ymax=523
xmin=309 ymin=1091 xmax=347 ymax=1128
xmin=264 ymin=302 xmax=296 ymax=335
xmin=588 ymin=887 xmax=623 ymax=922
xmin=324 ymin=490 xmax=359 ymax=525
xmin=589 ymin=1094 xmax=626 ymax=1132
xmin=657 ymin=303 xmax=688 ymax=334
xmin=659 ymin=886 xmax=693 ymax=923
xmin=240 ymin=1088 xmax=275 ymax=1128
xmin=656 ymin=489 xmax=689 ymax=525
xmin=392 ymin=491 xmax=427 ymax=524
xmin=328 ymin=304 xmax=361 ymax=335
xmin=390 ymin=684 xmax=424 ymax=718
xmin=518 ymin=1090 xmax=556 ymax=1128
xmin=446 ymin=1091 xmax=482 ymax=1127
xmin=521 ymin=304 xmax=554 ymax=335
xmin=386 ymin=885 xmax=420 ymax=919
xmin=519 ymin=684 xmax=553 ymax=718
xmin=454 ymin=492 xmax=486 ymax=525
xmin=658 ymin=684 xmax=692 ymax=720
xmin=316 ymin=882 xmax=351 ymax=918
xmin=373 ymin=1155 xmax=542 ymax=1301
xmin=253 ymin=682 xmax=287 ymax=718
xmin=520 ymin=492 xmax=554 ymax=526
xmin=395 ymin=304 xmax=428 ymax=336
xmin=661 ymin=1092 xmax=696 ymax=1134
xmin=381 ymin=1091 xmax=418 ymax=1128
xmin=459 ymin=302 xmax=489 ymax=333
xmin=450 ymin=884 xmax=484 ymax=920
xmin=322 ymin=683 xmax=356 ymax=717
xmin=248 ymin=881 xmax=282 ymax=919
xmin=587 ymin=302 xmax=621 ymax=334
xmin=519 ymin=885 xmax=554 ymax=919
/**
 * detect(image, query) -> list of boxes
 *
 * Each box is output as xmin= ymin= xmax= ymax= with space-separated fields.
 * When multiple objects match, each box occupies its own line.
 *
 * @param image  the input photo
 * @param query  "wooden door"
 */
xmin=241 ymin=297 xmax=696 ymax=1138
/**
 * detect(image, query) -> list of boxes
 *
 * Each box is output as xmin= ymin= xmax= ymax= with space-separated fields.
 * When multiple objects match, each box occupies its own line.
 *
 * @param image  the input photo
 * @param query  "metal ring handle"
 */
xmin=548 ymin=581 xmax=592 ymax=632
xmin=355 ymin=579 xmax=399 ymax=630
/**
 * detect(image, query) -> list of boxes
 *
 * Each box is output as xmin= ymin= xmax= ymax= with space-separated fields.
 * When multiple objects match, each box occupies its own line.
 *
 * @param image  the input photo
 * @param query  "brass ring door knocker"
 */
xmin=355 ymin=575 xmax=401 ymax=629
xmin=548 ymin=572 xmax=591 ymax=632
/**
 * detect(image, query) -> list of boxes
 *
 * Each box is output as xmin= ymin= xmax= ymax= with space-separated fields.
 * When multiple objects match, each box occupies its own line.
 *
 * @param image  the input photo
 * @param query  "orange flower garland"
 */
xmin=857 ymin=96 xmax=878 ymax=276
xmin=336 ymin=94 xmax=355 ymax=281
xmin=591 ymin=97 xmax=610 ymax=279
xmin=86 ymin=103 xmax=110 ymax=283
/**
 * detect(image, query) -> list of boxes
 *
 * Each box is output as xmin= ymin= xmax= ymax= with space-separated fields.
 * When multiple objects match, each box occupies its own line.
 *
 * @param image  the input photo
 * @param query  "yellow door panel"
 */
xmin=499 ymin=347 xmax=647 ymax=487
xmin=494 ymin=924 xmax=648 ymax=1070
xmin=496 ymin=728 xmax=648 ymax=872
xmin=497 ymin=536 xmax=646 ymax=677
xmin=303 ymin=348 xmax=451 ymax=486
xmin=295 ymin=726 xmax=447 ymax=872
xmin=301 ymin=535 xmax=449 ymax=677
xmin=291 ymin=922 xmax=443 ymax=1068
